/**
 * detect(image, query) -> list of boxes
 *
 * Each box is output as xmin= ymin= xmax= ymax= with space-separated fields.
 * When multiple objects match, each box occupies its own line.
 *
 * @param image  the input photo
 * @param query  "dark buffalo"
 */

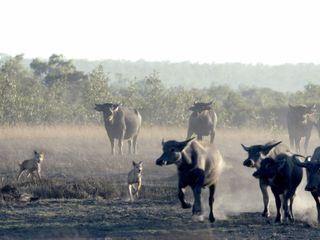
xmin=156 ymin=138 xmax=223 ymax=222
xmin=187 ymin=101 xmax=217 ymax=143
xmin=295 ymin=146 xmax=320 ymax=223
xmin=95 ymin=103 xmax=142 ymax=155
xmin=253 ymin=153 xmax=303 ymax=223
xmin=241 ymin=140 xmax=291 ymax=217
xmin=287 ymin=104 xmax=319 ymax=153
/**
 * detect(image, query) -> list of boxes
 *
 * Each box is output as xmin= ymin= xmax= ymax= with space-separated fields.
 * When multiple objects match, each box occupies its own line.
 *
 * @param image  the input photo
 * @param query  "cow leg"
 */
xmin=118 ymin=139 xmax=123 ymax=155
xmin=311 ymin=191 xmax=320 ymax=223
xmin=133 ymin=135 xmax=138 ymax=154
xmin=259 ymin=180 xmax=270 ymax=217
xmin=178 ymin=186 xmax=192 ymax=209
xmin=110 ymin=138 xmax=115 ymax=155
xmin=208 ymin=184 xmax=216 ymax=223
xmin=273 ymin=192 xmax=282 ymax=223
xmin=128 ymin=139 xmax=132 ymax=154
xmin=192 ymin=169 xmax=205 ymax=215
xmin=304 ymin=134 xmax=311 ymax=154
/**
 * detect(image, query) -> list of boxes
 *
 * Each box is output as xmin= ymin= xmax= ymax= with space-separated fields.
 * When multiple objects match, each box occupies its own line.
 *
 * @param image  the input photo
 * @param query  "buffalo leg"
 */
xmin=273 ymin=192 xmax=282 ymax=223
xmin=208 ymin=184 xmax=216 ymax=222
xmin=304 ymin=134 xmax=311 ymax=154
xmin=210 ymin=129 xmax=215 ymax=144
xmin=294 ymin=138 xmax=301 ymax=153
xmin=289 ymin=135 xmax=294 ymax=151
xmin=197 ymin=135 xmax=203 ymax=141
xmin=178 ymin=186 xmax=192 ymax=209
xmin=192 ymin=169 xmax=205 ymax=215
xmin=128 ymin=139 xmax=132 ymax=154
xmin=311 ymin=192 xmax=320 ymax=223
xmin=110 ymin=138 xmax=115 ymax=155
xmin=187 ymin=128 xmax=193 ymax=139
xmin=259 ymin=180 xmax=270 ymax=217
xmin=133 ymin=135 xmax=138 ymax=154
xmin=118 ymin=139 xmax=123 ymax=155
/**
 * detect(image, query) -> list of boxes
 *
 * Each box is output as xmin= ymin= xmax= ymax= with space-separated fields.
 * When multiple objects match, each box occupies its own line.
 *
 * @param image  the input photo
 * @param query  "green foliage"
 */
xmin=1 ymin=54 xmax=320 ymax=128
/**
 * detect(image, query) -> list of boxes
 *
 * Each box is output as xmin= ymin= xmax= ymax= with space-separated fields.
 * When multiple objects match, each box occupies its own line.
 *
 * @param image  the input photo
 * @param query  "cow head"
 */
xmin=252 ymin=157 xmax=286 ymax=179
xmin=241 ymin=141 xmax=282 ymax=168
xmin=155 ymin=137 xmax=195 ymax=166
xmin=296 ymin=154 xmax=320 ymax=192
xmin=289 ymin=104 xmax=316 ymax=122
xmin=95 ymin=103 xmax=120 ymax=122
xmin=189 ymin=101 xmax=213 ymax=113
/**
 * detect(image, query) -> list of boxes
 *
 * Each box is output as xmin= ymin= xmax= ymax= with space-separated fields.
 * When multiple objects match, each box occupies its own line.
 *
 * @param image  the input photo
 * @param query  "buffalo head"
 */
xmin=156 ymin=137 xmax=195 ymax=166
xmin=241 ymin=141 xmax=282 ymax=168
xmin=95 ymin=103 xmax=120 ymax=122
xmin=295 ymin=154 xmax=320 ymax=192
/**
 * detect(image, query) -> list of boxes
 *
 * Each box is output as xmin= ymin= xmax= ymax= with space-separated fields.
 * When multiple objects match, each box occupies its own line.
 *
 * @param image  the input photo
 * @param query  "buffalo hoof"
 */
xmin=192 ymin=204 xmax=202 ymax=215
xmin=261 ymin=211 xmax=270 ymax=218
xmin=209 ymin=213 xmax=215 ymax=223
xmin=181 ymin=202 xmax=192 ymax=209
xmin=275 ymin=217 xmax=282 ymax=223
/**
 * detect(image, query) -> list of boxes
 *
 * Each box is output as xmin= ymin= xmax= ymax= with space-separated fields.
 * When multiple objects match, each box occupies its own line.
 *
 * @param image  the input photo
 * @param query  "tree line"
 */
xmin=0 ymin=54 xmax=319 ymax=128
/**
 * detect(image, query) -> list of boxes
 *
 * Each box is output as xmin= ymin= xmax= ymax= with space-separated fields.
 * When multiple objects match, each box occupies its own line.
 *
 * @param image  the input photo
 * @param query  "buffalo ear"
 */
xmin=261 ymin=141 xmax=282 ymax=155
xmin=112 ymin=104 xmax=120 ymax=112
xmin=177 ymin=137 xmax=195 ymax=151
xmin=241 ymin=144 xmax=250 ymax=152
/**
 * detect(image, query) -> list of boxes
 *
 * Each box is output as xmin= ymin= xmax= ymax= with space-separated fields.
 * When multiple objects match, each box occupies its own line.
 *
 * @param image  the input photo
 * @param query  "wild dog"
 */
xmin=17 ymin=151 xmax=44 ymax=181
xmin=128 ymin=161 xmax=143 ymax=201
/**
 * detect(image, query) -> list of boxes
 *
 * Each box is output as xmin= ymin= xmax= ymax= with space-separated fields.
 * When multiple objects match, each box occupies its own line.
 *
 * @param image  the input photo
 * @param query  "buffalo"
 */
xmin=95 ymin=103 xmax=142 ymax=155
xmin=287 ymin=104 xmax=319 ymax=153
xmin=241 ymin=140 xmax=291 ymax=217
xmin=253 ymin=153 xmax=303 ymax=223
xmin=295 ymin=146 xmax=320 ymax=223
xmin=156 ymin=138 xmax=224 ymax=222
xmin=187 ymin=101 xmax=217 ymax=143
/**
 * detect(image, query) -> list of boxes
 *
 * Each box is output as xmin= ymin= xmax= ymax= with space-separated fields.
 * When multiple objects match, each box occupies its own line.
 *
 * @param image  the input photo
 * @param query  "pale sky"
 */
xmin=1 ymin=0 xmax=320 ymax=64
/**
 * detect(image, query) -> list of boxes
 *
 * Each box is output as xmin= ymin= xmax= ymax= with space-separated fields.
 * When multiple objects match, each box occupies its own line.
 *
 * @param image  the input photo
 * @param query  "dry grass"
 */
xmin=0 ymin=125 xmax=319 ymax=223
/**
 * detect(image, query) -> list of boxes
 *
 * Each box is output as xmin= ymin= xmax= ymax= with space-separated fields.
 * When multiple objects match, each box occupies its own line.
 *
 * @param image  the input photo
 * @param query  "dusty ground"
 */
xmin=0 ymin=199 xmax=318 ymax=239
xmin=0 ymin=126 xmax=319 ymax=239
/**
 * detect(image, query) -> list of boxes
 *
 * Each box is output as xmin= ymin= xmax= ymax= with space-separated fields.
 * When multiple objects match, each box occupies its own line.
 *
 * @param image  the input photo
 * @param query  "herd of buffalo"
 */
xmin=95 ymin=101 xmax=320 ymax=224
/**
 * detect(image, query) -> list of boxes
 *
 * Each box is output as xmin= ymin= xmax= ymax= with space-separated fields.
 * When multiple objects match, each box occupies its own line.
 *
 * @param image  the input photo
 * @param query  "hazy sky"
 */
xmin=1 ymin=0 xmax=320 ymax=64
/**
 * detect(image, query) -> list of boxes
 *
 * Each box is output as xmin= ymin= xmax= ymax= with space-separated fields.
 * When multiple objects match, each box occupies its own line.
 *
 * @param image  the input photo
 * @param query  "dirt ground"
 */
xmin=0 ymin=198 xmax=319 ymax=240
xmin=0 ymin=126 xmax=319 ymax=239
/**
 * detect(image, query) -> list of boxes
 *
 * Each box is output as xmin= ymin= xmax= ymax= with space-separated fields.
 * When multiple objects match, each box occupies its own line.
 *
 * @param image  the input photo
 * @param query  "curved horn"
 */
xmin=161 ymin=138 xmax=165 ymax=146
xmin=241 ymin=144 xmax=250 ymax=152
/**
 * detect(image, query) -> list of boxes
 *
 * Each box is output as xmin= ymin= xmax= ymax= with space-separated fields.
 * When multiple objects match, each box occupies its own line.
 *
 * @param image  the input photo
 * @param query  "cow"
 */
xmin=241 ymin=140 xmax=291 ymax=217
xmin=253 ymin=153 xmax=303 ymax=223
xmin=287 ymin=104 xmax=318 ymax=154
xmin=295 ymin=146 xmax=320 ymax=223
xmin=95 ymin=103 xmax=142 ymax=155
xmin=187 ymin=101 xmax=217 ymax=143
xmin=155 ymin=137 xmax=224 ymax=222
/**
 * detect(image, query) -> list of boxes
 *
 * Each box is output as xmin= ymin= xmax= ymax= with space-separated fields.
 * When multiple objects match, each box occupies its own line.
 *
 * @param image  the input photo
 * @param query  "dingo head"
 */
xmin=133 ymin=161 xmax=143 ymax=174
xmin=34 ymin=151 xmax=44 ymax=163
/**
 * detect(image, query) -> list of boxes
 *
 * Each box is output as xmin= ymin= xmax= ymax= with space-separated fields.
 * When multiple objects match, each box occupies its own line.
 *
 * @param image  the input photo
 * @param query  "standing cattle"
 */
xmin=253 ymin=153 xmax=303 ymax=223
xmin=287 ymin=104 xmax=318 ymax=153
xmin=241 ymin=141 xmax=291 ymax=217
xmin=155 ymin=138 xmax=224 ymax=222
xmin=95 ymin=103 xmax=142 ymax=155
xmin=187 ymin=101 xmax=217 ymax=143
xmin=295 ymin=146 xmax=320 ymax=223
